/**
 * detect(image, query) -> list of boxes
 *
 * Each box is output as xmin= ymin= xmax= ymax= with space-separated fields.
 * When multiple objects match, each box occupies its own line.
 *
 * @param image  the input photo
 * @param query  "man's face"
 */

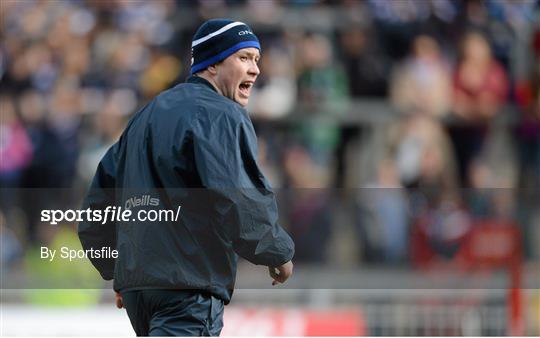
xmin=213 ymin=48 xmax=260 ymax=107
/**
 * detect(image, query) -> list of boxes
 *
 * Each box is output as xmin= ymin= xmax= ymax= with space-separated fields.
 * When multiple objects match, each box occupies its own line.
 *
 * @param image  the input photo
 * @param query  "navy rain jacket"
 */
xmin=78 ymin=76 xmax=294 ymax=303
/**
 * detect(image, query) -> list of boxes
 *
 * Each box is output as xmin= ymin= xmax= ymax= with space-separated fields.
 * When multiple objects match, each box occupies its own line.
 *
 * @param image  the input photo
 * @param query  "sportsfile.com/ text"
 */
xmin=40 ymin=205 xmax=182 ymax=225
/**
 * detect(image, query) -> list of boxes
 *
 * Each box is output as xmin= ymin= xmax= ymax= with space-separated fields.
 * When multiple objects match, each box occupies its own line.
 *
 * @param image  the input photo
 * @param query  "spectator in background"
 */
xmin=0 ymin=95 xmax=32 ymax=211
xmin=47 ymin=79 xmax=81 ymax=188
xmin=106 ymin=32 xmax=150 ymax=90
xmin=18 ymin=89 xmax=61 ymax=245
xmin=0 ymin=210 xmax=23 ymax=271
xmin=410 ymin=197 xmax=472 ymax=266
xmin=514 ymin=25 xmax=540 ymax=260
xmin=294 ymin=32 xmax=345 ymax=180
xmin=467 ymin=157 xmax=516 ymax=220
xmin=357 ymin=158 xmax=409 ymax=263
xmin=15 ymin=81 xmax=81 ymax=245
xmin=296 ymin=32 xmax=349 ymax=112
xmin=77 ymin=90 xmax=130 ymax=182
xmin=281 ymin=144 xmax=331 ymax=263
xmin=16 ymin=90 xmax=49 ymax=188
xmin=453 ymin=31 xmax=509 ymax=121
xmin=515 ymin=26 xmax=540 ymax=191
xmin=138 ymin=49 xmax=181 ymax=99
xmin=248 ymin=44 xmax=297 ymax=119
xmin=255 ymin=135 xmax=284 ymax=188
xmin=366 ymin=0 xmax=430 ymax=61
xmin=390 ymin=35 xmax=452 ymax=118
xmin=337 ymin=25 xmax=389 ymax=98
xmin=461 ymin=0 xmax=536 ymax=70
xmin=449 ymin=31 xmax=509 ymax=186
xmin=387 ymin=111 xmax=472 ymax=265
xmin=390 ymin=113 xmax=459 ymax=197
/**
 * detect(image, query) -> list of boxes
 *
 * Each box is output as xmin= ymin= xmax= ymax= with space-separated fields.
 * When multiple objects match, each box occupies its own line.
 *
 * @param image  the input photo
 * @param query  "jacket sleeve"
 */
xmin=77 ymin=143 xmax=119 ymax=280
xmin=193 ymin=113 xmax=294 ymax=267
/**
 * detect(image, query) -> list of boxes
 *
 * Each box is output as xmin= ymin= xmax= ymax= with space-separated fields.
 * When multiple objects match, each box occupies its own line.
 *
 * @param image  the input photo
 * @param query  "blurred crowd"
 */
xmin=1 ymin=0 xmax=539 ymax=270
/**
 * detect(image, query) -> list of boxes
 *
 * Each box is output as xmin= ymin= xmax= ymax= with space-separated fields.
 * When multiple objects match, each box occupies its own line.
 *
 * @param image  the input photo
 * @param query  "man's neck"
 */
xmin=195 ymin=73 xmax=222 ymax=96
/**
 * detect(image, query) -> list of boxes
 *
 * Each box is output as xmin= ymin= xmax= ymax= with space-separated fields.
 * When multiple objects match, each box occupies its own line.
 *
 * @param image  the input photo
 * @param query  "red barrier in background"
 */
xmin=459 ymin=221 xmax=524 ymax=336
xmin=411 ymin=219 xmax=524 ymax=335
xmin=222 ymin=308 xmax=366 ymax=336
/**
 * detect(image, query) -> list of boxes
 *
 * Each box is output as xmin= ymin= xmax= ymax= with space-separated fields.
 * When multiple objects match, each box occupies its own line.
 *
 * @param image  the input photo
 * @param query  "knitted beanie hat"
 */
xmin=191 ymin=19 xmax=261 ymax=74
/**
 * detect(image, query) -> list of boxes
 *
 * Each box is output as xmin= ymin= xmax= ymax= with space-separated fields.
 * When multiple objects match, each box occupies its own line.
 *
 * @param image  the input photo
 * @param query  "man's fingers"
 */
xmin=268 ymin=267 xmax=282 ymax=285
xmin=268 ymin=265 xmax=290 ymax=286
xmin=268 ymin=266 xmax=277 ymax=278
xmin=268 ymin=267 xmax=279 ymax=281
xmin=115 ymin=292 xmax=123 ymax=309
xmin=269 ymin=261 xmax=294 ymax=286
xmin=274 ymin=272 xmax=287 ymax=283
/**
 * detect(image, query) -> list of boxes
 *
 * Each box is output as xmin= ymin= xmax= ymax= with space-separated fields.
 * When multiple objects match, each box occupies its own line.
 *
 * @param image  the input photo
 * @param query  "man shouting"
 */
xmin=78 ymin=18 xmax=294 ymax=336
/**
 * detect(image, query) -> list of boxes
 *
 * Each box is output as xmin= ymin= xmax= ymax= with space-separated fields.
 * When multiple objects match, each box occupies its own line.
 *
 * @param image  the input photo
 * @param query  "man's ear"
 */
xmin=207 ymin=64 xmax=218 ymax=75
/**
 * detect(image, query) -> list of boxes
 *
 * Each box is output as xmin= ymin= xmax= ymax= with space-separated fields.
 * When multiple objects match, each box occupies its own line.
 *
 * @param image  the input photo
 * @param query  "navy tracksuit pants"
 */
xmin=121 ymin=290 xmax=224 ymax=336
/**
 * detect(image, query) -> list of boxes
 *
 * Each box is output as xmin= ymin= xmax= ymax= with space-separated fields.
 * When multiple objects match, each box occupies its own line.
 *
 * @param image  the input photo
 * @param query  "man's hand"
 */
xmin=268 ymin=261 xmax=293 ymax=286
xmin=115 ymin=292 xmax=123 ymax=309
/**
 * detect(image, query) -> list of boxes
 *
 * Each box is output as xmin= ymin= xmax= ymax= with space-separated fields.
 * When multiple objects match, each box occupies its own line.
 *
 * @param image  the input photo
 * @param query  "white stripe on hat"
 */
xmin=192 ymin=21 xmax=246 ymax=47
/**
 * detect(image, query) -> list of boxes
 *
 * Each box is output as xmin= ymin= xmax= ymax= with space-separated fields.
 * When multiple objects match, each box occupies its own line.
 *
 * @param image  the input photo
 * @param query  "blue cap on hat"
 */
xmin=191 ymin=19 xmax=261 ymax=74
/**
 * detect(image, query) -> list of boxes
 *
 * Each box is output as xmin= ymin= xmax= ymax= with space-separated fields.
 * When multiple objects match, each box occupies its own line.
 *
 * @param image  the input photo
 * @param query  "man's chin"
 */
xmin=235 ymin=97 xmax=249 ymax=107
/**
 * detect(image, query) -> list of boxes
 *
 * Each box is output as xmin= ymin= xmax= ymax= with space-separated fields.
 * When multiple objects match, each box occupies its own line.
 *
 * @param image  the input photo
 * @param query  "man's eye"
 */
xmin=240 ymin=56 xmax=247 ymax=61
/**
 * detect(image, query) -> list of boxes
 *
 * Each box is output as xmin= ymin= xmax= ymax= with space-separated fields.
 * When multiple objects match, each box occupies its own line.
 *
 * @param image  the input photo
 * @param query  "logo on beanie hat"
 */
xmin=191 ymin=19 xmax=261 ymax=74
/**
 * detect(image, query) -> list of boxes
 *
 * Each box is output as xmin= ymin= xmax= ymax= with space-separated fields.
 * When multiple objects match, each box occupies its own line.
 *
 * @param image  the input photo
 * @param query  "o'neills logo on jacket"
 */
xmin=125 ymin=194 xmax=159 ymax=209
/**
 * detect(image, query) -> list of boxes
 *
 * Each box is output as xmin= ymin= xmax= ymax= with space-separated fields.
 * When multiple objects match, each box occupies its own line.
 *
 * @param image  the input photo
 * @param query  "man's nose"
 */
xmin=248 ymin=62 xmax=260 ymax=76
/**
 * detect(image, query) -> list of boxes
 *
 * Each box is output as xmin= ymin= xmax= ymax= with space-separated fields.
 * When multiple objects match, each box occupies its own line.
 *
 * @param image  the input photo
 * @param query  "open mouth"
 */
xmin=238 ymin=81 xmax=253 ymax=97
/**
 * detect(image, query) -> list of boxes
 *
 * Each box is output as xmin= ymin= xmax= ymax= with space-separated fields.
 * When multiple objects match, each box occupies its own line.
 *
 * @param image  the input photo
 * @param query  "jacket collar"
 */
xmin=187 ymin=75 xmax=217 ymax=93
